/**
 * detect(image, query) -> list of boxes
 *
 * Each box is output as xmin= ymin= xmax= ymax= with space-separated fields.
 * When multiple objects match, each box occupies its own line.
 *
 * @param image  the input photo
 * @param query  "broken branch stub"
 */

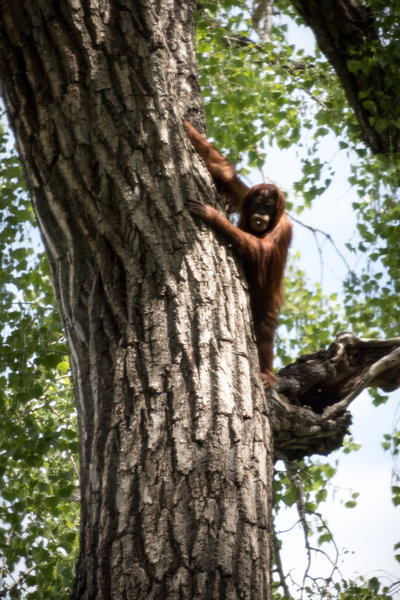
xmin=271 ymin=333 xmax=400 ymax=460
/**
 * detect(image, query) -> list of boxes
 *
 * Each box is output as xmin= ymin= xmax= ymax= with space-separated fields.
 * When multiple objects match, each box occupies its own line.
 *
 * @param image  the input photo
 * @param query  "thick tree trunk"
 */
xmin=0 ymin=2 xmax=274 ymax=598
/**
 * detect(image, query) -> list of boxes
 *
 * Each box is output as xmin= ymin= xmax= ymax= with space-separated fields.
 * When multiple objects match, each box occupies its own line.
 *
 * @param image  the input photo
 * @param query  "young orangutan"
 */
xmin=185 ymin=121 xmax=292 ymax=385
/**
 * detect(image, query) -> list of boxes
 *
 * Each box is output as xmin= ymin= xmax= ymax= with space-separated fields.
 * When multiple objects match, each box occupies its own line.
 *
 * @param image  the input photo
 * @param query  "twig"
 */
xmin=289 ymin=212 xmax=355 ymax=276
xmin=67 ymin=448 xmax=80 ymax=481
xmin=0 ymin=563 xmax=37 ymax=597
xmin=283 ymin=459 xmax=312 ymax=599
xmin=273 ymin=521 xmax=292 ymax=599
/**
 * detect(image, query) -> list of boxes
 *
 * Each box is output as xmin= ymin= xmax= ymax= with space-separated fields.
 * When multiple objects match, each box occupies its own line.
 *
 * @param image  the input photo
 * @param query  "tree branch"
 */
xmin=251 ymin=0 xmax=273 ymax=44
xmin=271 ymin=332 xmax=400 ymax=459
xmin=289 ymin=0 xmax=400 ymax=154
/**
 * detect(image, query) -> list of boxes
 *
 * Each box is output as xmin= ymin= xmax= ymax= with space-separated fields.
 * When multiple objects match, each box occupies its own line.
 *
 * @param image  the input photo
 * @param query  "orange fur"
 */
xmin=185 ymin=122 xmax=292 ymax=385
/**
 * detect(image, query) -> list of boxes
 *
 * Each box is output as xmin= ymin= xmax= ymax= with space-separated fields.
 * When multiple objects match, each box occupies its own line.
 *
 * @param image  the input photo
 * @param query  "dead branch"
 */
xmin=271 ymin=332 xmax=400 ymax=459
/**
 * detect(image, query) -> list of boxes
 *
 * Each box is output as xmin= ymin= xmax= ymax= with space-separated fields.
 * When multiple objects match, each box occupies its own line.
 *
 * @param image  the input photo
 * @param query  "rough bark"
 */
xmin=0 ymin=2 xmax=274 ymax=599
xmin=289 ymin=0 xmax=400 ymax=155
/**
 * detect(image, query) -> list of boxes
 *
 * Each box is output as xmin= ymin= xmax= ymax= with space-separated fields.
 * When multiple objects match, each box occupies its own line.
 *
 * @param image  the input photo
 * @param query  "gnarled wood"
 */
xmin=273 ymin=333 xmax=400 ymax=460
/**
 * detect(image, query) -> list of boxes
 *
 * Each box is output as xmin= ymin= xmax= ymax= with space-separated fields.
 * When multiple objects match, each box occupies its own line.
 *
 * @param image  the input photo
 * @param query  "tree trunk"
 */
xmin=0 ymin=2 xmax=274 ymax=598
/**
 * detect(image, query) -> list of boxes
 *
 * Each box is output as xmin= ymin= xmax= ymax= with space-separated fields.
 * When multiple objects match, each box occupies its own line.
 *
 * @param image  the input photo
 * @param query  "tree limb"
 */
xmin=289 ymin=0 xmax=400 ymax=154
xmin=272 ymin=332 xmax=400 ymax=459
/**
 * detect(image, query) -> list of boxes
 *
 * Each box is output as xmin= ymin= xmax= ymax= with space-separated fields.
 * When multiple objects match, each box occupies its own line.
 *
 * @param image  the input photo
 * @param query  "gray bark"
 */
xmin=0 ymin=1 xmax=274 ymax=598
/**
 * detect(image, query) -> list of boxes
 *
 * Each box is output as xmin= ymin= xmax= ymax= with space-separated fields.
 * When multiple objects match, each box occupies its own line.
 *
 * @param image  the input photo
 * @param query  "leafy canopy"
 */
xmin=0 ymin=121 xmax=79 ymax=599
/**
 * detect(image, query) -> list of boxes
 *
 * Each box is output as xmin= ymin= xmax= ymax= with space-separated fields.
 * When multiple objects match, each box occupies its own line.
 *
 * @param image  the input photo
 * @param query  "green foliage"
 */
xmin=0 ymin=121 xmax=78 ymax=598
xmin=341 ymin=436 xmax=361 ymax=455
xmin=274 ymin=575 xmax=396 ymax=599
xmin=277 ymin=258 xmax=345 ymax=366
xmin=196 ymin=0 xmax=355 ymax=187
xmin=395 ymin=542 xmax=400 ymax=564
xmin=196 ymin=2 xmax=313 ymax=169
xmin=382 ymin=430 xmax=400 ymax=458
xmin=285 ymin=575 xmax=396 ymax=599
xmin=344 ymin=154 xmax=400 ymax=343
xmin=274 ymin=459 xmax=337 ymax=514
xmin=195 ymin=0 xmax=400 ymax=360
xmin=347 ymin=0 xmax=400 ymax=143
